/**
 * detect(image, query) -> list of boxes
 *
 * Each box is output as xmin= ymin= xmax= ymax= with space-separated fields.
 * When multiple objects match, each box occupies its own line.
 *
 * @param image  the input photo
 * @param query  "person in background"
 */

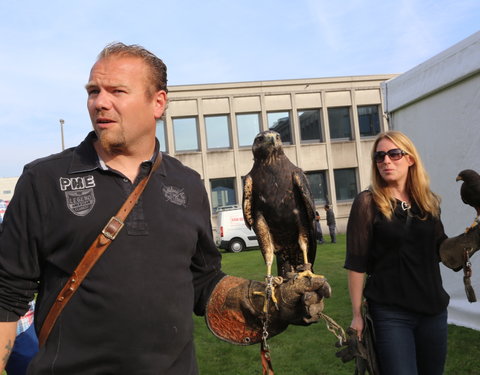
xmin=0 ymin=223 xmax=38 ymax=375
xmin=315 ymin=211 xmax=324 ymax=244
xmin=324 ymin=204 xmax=336 ymax=243
xmin=5 ymin=301 xmax=38 ymax=375
xmin=344 ymin=131 xmax=449 ymax=375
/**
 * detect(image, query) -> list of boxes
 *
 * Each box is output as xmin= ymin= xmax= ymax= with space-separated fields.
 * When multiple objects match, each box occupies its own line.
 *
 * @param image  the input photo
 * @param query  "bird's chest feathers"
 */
xmin=253 ymin=170 xmax=293 ymax=204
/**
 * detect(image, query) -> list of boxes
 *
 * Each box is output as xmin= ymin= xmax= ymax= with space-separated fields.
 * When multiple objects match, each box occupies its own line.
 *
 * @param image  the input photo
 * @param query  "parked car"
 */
xmin=0 ymin=199 xmax=8 ymax=223
xmin=214 ymin=205 xmax=258 ymax=252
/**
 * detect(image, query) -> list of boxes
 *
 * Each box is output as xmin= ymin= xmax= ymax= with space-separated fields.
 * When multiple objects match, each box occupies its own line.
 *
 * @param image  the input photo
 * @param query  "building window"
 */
xmin=305 ymin=170 xmax=328 ymax=205
xmin=156 ymin=119 xmax=167 ymax=153
xmin=328 ymin=107 xmax=352 ymax=140
xmin=298 ymin=109 xmax=323 ymax=142
xmin=205 ymin=115 xmax=231 ymax=149
xmin=334 ymin=168 xmax=358 ymax=201
xmin=267 ymin=111 xmax=292 ymax=144
xmin=358 ymin=105 xmax=381 ymax=137
xmin=210 ymin=177 xmax=237 ymax=212
xmin=236 ymin=113 xmax=260 ymax=147
xmin=172 ymin=117 xmax=199 ymax=152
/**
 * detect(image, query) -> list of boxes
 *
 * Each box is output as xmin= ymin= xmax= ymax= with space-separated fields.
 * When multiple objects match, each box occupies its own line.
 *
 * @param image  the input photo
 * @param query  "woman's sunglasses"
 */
xmin=373 ymin=148 xmax=407 ymax=163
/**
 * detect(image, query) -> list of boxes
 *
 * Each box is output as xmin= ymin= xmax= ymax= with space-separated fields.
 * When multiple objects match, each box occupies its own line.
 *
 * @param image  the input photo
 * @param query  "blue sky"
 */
xmin=1 ymin=0 xmax=479 ymax=177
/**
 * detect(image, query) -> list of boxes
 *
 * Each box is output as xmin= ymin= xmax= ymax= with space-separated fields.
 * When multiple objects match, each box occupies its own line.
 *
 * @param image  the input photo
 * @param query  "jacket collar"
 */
xmin=68 ymin=131 xmax=164 ymax=176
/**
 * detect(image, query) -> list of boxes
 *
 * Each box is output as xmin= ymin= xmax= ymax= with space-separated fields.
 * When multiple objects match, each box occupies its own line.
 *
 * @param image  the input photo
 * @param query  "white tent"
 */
xmin=382 ymin=31 xmax=480 ymax=330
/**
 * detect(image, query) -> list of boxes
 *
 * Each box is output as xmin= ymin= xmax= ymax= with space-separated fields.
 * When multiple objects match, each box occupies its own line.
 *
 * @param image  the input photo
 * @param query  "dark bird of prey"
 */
xmin=456 ymin=169 xmax=480 ymax=230
xmin=243 ymin=130 xmax=317 ymax=286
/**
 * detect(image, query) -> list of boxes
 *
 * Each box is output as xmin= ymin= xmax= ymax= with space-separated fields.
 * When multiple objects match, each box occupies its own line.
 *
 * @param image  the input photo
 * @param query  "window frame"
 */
xmin=333 ymin=168 xmax=358 ymax=201
xmin=210 ymin=177 xmax=237 ymax=213
xmin=156 ymin=118 xmax=168 ymax=153
xmin=357 ymin=104 xmax=381 ymax=138
xmin=267 ymin=111 xmax=293 ymax=144
xmin=235 ymin=112 xmax=261 ymax=148
xmin=305 ymin=170 xmax=329 ymax=205
xmin=298 ymin=108 xmax=324 ymax=143
xmin=328 ymin=106 xmax=353 ymax=141
xmin=204 ymin=114 xmax=232 ymax=150
xmin=172 ymin=116 xmax=200 ymax=152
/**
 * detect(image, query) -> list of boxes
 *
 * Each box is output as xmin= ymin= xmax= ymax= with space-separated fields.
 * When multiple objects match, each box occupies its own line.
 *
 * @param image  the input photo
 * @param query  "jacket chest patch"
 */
xmin=60 ymin=176 xmax=96 ymax=216
xmin=65 ymin=189 xmax=96 ymax=216
xmin=162 ymin=184 xmax=187 ymax=207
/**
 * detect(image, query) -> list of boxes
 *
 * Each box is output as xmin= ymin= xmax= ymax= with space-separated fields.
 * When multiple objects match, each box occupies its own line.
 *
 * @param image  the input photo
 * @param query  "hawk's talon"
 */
xmin=297 ymin=269 xmax=325 ymax=279
xmin=272 ymin=276 xmax=283 ymax=285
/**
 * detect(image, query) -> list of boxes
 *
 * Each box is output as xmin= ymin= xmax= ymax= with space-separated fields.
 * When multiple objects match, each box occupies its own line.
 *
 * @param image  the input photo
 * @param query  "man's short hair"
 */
xmin=97 ymin=42 xmax=168 ymax=95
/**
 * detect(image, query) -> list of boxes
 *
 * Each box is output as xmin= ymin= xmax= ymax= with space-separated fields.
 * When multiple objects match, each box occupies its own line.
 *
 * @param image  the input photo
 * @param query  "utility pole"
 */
xmin=59 ymin=119 xmax=65 ymax=151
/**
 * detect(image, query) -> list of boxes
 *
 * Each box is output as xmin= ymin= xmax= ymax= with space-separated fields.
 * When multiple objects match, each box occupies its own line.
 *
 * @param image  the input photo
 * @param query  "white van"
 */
xmin=214 ymin=206 xmax=258 ymax=252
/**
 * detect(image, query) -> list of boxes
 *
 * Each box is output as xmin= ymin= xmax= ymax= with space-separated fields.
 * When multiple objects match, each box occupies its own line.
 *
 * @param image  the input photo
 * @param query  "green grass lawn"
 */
xmin=194 ymin=234 xmax=480 ymax=374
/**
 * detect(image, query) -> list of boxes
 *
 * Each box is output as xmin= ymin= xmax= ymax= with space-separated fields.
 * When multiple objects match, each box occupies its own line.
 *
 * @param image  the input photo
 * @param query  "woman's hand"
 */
xmin=350 ymin=314 xmax=365 ymax=340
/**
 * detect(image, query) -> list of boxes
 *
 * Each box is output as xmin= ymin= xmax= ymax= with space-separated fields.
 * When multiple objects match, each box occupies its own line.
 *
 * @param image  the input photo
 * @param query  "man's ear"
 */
xmin=153 ymin=90 xmax=168 ymax=119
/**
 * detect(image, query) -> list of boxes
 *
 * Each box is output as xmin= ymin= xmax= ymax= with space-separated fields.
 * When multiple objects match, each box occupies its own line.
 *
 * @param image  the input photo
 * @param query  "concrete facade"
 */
xmin=163 ymin=74 xmax=397 ymax=233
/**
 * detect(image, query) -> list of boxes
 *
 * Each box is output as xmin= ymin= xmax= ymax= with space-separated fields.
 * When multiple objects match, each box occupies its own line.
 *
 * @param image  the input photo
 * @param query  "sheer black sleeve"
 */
xmin=344 ymin=190 xmax=376 ymax=273
xmin=433 ymin=214 xmax=448 ymax=260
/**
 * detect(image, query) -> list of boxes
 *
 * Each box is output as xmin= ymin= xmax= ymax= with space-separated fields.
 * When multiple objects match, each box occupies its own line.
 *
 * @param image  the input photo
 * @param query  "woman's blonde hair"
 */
xmin=370 ymin=131 xmax=440 ymax=220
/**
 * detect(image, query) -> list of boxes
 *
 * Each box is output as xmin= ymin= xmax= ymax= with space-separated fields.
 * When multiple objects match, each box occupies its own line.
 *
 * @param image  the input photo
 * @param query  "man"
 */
xmin=324 ymin=204 xmax=336 ymax=243
xmin=315 ymin=211 xmax=324 ymax=244
xmin=0 ymin=43 xmax=329 ymax=374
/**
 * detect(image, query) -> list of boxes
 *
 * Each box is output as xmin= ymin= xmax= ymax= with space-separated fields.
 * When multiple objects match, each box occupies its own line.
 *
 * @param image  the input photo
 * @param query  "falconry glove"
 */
xmin=440 ymin=225 xmax=480 ymax=302
xmin=205 ymin=273 xmax=331 ymax=345
xmin=335 ymin=327 xmax=370 ymax=363
xmin=335 ymin=328 xmax=379 ymax=375
xmin=336 ymin=307 xmax=379 ymax=375
xmin=439 ymin=224 xmax=480 ymax=271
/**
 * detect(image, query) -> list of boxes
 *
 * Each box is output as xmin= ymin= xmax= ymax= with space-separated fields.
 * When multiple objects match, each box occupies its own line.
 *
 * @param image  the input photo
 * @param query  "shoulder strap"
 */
xmin=38 ymin=156 xmax=161 ymax=347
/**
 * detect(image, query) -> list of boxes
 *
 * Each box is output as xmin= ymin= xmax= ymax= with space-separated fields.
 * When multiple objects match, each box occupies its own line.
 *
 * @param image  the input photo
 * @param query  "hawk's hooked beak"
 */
xmin=266 ymin=135 xmax=275 ymax=145
xmin=456 ymin=175 xmax=463 ymax=182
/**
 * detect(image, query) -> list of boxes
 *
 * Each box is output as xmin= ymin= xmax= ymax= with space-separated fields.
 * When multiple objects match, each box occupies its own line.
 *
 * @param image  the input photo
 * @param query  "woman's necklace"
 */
xmin=401 ymin=201 xmax=411 ymax=211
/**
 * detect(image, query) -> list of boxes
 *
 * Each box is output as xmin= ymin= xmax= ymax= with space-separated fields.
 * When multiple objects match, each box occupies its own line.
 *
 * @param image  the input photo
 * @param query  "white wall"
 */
xmin=383 ymin=31 xmax=480 ymax=330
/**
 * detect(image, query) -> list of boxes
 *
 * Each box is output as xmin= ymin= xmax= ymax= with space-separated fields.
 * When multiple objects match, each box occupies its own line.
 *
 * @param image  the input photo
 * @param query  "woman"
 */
xmin=345 ymin=131 xmax=449 ymax=375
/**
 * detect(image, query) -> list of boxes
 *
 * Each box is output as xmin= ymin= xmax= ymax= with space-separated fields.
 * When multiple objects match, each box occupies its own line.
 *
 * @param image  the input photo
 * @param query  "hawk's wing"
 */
xmin=293 ymin=170 xmax=317 ymax=266
xmin=293 ymin=170 xmax=315 ymax=221
xmin=242 ymin=174 xmax=254 ymax=230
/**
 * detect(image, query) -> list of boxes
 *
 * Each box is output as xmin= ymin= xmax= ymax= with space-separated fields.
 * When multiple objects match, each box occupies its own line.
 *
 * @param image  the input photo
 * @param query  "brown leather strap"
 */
xmin=261 ymin=342 xmax=275 ymax=374
xmin=463 ymin=248 xmax=477 ymax=303
xmin=38 ymin=156 xmax=161 ymax=347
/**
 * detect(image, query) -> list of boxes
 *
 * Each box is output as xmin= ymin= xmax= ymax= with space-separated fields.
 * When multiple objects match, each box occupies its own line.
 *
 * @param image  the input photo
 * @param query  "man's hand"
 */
xmin=206 ymin=273 xmax=331 ymax=345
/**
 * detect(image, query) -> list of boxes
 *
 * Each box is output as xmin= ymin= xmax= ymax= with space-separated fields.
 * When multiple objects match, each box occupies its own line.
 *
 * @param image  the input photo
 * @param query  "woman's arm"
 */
xmin=348 ymin=270 xmax=365 ymax=338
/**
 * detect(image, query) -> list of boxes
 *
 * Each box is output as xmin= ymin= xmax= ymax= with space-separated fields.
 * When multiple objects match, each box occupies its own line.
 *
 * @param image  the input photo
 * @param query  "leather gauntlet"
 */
xmin=439 ymin=225 xmax=480 ymax=271
xmin=205 ymin=273 xmax=331 ymax=345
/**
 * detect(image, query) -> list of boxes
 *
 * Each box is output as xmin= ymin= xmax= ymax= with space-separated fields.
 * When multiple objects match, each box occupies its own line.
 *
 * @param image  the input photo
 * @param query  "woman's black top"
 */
xmin=345 ymin=190 xmax=449 ymax=315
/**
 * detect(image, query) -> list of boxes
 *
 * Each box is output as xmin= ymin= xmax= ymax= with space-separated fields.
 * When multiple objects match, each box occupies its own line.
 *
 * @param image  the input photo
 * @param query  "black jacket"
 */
xmin=0 ymin=132 xmax=225 ymax=374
